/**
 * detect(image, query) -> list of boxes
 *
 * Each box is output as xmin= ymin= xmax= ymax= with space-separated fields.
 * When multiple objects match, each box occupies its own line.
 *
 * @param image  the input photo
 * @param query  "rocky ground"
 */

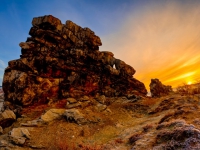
xmin=0 ymin=93 xmax=200 ymax=150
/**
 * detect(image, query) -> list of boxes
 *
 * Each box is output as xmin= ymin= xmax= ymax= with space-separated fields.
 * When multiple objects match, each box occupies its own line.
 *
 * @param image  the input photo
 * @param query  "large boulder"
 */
xmin=3 ymin=15 xmax=147 ymax=107
xmin=150 ymin=79 xmax=173 ymax=97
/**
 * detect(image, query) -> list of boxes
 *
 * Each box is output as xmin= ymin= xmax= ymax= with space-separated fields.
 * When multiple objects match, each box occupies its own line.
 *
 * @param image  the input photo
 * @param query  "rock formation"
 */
xmin=3 ymin=15 xmax=147 ymax=106
xmin=150 ymin=78 xmax=172 ymax=97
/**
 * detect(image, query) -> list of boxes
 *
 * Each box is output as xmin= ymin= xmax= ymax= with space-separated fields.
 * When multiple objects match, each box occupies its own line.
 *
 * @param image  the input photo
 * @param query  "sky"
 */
xmin=1 ymin=0 xmax=200 ymax=90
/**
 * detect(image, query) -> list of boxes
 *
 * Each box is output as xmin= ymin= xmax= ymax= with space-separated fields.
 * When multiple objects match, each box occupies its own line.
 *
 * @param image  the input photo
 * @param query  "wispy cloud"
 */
xmin=0 ymin=59 xmax=6 ymax=68
xmin=101 ymin=1 xmax=200 ymax=89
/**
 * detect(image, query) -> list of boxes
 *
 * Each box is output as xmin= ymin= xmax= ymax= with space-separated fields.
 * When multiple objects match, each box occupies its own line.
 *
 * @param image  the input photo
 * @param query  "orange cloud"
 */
xmin=100 ymin=1 xmax=200 ymax=90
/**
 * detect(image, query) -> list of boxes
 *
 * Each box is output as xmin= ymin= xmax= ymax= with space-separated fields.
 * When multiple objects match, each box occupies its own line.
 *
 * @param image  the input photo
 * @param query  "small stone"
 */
xmin=29 ymin=144 xmax=46 ymax=149
xmin=20 ymin=119 xmax=41 ymax=127
xmin=96 ymin=95 xmax=106 ymax=104
xmin=79 ymin=96 xmax=90 ymax=102
xmin=95 ymin=103 xmax=107 ymax=112
xmin=41 ymin=109 xmax=65 ymax=122
xmin=66 ymin=98 xmax=77 ymax=104
xmin=66 ymin=102 xmax=81 ymax=109
xmin=64 ymin=109 xmax=87 ymax=125
xmin=105 ymin=108 xmax=112 ymax=113
xmin=10 ymin=128 xmax=31 ymax=139
xmin=1 ymin=109 xmax=16 ymax=120
xmin=9 ymin=128 xmax=30 ymax=145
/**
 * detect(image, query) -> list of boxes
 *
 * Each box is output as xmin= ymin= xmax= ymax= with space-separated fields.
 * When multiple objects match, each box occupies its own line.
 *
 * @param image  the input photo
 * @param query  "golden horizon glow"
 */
xmin=101 ymin=1 xmax=200 ymax=90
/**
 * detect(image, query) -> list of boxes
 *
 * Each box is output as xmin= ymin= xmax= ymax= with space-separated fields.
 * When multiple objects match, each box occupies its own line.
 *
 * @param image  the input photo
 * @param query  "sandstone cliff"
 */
xmin=3 ymin=15 xmax=147 ymax=106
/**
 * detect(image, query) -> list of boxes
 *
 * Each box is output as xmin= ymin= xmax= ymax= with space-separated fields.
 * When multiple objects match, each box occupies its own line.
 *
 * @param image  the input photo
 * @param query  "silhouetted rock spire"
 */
xmin=150 ymin=78 xmax=172 ymax=97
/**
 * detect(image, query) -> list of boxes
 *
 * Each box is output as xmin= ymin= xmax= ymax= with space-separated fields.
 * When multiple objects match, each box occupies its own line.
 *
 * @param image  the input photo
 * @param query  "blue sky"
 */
xmin=1 ymin=0 xmax=200 ymax=89
xmin=0 ymin=0 xmax=139 ymax=85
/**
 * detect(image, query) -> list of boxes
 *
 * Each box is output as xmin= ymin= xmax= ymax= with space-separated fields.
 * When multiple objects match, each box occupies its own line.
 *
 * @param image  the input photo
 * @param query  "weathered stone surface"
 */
xmin=66 ymin=102 xmax=81 ymax=109
xmin=10 ymin=128 xmax=31 ymax=139
xmin=3 ymin=15 xmax=147 ymax=107
xmin=9 ymin=128 xmax=30 ymax=145
xmin=154 ymin=120 xmax=200 ymax=149
xmin=95 ymin=95 xmax=106 ymax=104
xmin=64 ymin=109 xmax=87 ymax=124
xmin=41 ymin=109 xmax=65 ymax=122
xmin=95 ymin=103 xmax=107 ymax=112
xmin=150 ymin=78 xmax=173 ymax=97
xmin=0 ymin=109 xmax=16 ymax=128
xmin=66 ymin=98 xmax=77 ymax=104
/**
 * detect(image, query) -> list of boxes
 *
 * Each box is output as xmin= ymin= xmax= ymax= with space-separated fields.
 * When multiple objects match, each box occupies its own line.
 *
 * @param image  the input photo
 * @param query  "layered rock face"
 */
xmin=150 ymin=78 xmax=172 ymax=97
xmin=3 ymin=15 xmax=147 ymax=106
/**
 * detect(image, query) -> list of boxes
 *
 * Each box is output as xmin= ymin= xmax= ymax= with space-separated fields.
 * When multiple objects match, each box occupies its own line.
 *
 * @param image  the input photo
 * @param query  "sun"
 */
xmin=187 ymin=81 xmax=192 ymax=85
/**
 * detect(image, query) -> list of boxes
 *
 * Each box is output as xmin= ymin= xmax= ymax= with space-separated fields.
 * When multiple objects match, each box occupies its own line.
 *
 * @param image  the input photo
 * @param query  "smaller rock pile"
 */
xmin=150 ymin=78 xmax=172 ymax=97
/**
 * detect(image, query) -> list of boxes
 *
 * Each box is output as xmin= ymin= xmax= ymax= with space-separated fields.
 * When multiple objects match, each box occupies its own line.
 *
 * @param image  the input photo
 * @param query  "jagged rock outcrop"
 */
xmin=150 ymin=78 xmax=172 ymax=97
xmin=3 ymin=15 xmax=147 ymax=106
